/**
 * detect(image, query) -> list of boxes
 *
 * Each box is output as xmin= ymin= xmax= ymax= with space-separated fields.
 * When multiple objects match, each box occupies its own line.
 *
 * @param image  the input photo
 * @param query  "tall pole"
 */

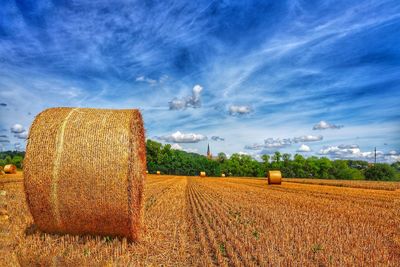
xmin=374 ymin=147 xmax=377 ymax=164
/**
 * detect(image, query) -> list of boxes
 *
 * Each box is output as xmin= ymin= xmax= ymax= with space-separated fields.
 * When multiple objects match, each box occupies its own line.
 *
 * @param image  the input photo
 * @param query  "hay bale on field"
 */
xmin=4 ymin=164 xmax=17 ymax=174
xmin=221 ymin=173 xmax=225 ymax=177
xmin=24 ymin=107 xmax=146 ymax=241
xmin=156 ymin=171 xmax=161 ymax=175
xmin=145 ymin=170 xmax=148 ymax=174
xmin=267 ymin=170 xmax=282 ymax=185
xmin=200 ymin=171 xmax=206 ymax=177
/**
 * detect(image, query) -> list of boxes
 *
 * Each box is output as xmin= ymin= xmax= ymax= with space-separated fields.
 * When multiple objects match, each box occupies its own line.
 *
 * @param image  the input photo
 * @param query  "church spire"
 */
xmin=207 ymin=143 xmax=212 ymax=159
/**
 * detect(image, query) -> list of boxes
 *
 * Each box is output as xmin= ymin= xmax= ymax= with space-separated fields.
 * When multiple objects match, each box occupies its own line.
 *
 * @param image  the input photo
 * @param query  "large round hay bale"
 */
xmin=200 ymin=171 xmax=206 ymax=177
xmin=4 ymin=164 xmax=17 ymax=174
xmin=267 ymin=170 xmax=282 ymax=185
xmin=24 ymin=108 xmax=146 ymax=241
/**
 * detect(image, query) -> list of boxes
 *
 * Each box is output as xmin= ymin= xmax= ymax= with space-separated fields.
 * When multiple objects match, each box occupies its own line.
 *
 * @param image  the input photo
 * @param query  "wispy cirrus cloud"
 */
xmin=0 ymin=0 xmax=398 ymax=158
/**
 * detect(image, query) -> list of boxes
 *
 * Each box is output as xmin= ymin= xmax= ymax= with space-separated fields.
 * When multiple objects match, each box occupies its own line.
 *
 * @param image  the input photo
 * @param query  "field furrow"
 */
xmin=1 ymin=174 xmax=399 ymax=266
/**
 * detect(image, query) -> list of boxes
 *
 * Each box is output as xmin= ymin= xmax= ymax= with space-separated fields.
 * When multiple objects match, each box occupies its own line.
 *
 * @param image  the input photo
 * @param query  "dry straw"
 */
xmin=4 ymin=164 xmax=17 ymax=174
xmin=200 ymin=171 xmax=206 ymax=177
xmin=24 ymin=108 xmax=146 ymax=241
xmin=267 ymin=170 xmax=282 ymax=185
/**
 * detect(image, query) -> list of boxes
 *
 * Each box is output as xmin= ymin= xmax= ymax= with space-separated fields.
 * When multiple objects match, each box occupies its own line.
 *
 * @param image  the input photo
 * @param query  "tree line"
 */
xmin=0 ymin=151 xmax=25 ymax=169
xmin=1 ymin=140 xmax=399 ymax=181
xmin=146 ymin=140 xmax=400 ymax=181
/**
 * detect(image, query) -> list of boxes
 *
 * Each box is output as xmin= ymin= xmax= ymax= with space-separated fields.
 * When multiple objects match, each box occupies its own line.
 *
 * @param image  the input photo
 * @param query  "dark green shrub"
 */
xmin=364 ymin=164 xmax=397 ymax=181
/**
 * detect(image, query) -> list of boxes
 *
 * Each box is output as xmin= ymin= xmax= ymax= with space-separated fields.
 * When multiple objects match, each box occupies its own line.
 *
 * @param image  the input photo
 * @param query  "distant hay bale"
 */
xmin=267 ymin=170 xmax=282 ymax=185
xmin=145 ymin=170 xmax=148 ymax=174
xmin=4 ymin=164 xmax=17 ymax=174
xmin=24 ymin=107 xmax=146 ymax=241
xmin=156 ymin=171 xmax=161 ymax=175
xmin=200 ymin=171 xmax=206 ymax=177
xmin=221 ymin=173 xmax=225 ymax=177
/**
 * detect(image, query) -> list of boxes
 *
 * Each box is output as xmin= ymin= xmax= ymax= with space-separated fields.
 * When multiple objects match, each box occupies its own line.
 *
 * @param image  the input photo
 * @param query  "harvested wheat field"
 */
xmin=1 ymin=173 xmax=399 ymax=266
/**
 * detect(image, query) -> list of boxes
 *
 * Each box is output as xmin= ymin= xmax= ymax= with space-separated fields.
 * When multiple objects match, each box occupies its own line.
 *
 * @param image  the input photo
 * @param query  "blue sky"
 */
xmin=0 ymin=0 xmax=399 ymax=162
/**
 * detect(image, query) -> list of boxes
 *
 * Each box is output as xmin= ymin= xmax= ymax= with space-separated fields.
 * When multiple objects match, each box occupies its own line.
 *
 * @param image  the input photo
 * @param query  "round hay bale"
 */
xmin=145 ymin=170 xmax=148 ymax=174
xmin=156 ymin=171 xmax=161 ymax=175
xmin=200 ymin=171 xmax=206 ymax=177
xmin=267 ymin=170 xmax=282 ymax=185
xmin=4 ymin=164 xmax=17 ymax=174
xmin=221 ymin=173 xmax=225 ymax=177
xmin=24 ymin=108 xmax=146 ymax=241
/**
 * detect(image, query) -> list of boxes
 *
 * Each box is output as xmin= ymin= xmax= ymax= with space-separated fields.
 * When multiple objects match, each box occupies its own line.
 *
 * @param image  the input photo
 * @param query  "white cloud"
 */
xmin=317 ymin=144 xmax=399 ymax=162
xmin=245 ymin=135 xmax=322 ymax=151
xmin=170 ymin=143 xmax=198 ymax=153
xmin=157 ymin=131 xmax=207 ymax=143
xmin=211 ymin=136 xmax=225 ymax=141
xmin=265 ymin=138 xmax=292 ymax=148
xmin=11 ymin=124 xmax=25 ymax=133
xmin=293 ymin=135 xmax=323 ymax=143
xmin=297 ymin=144 xmax=312 ymax=152
xmin=169 ymin=85 xmax=203 ymax=110
xmin=15 ymin=131 xmax=28 ymax=140
xmin=313 ymin=120 xmax=343 ymax=130
xmin=229 ymin=105 xmax=252 ymax=115
xmin=171 ymin=143 xmax=183 ymax=150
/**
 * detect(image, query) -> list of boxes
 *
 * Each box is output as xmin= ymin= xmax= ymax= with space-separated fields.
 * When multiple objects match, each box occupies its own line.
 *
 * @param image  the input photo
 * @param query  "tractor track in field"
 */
xmin=187 ymin=182 xmax=220 ymax=266
xmin=190 ymin=179 xmax=262 ymax=266
xmin=189 ymin=179 xmax=250 ymax=266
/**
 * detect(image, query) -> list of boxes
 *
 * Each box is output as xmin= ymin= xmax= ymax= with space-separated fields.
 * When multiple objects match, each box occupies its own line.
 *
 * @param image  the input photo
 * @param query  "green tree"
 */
xmin=364 ymin=164 xmax=397 ymax=181
xmin=217 ymin=152 xmax=227 ymax=163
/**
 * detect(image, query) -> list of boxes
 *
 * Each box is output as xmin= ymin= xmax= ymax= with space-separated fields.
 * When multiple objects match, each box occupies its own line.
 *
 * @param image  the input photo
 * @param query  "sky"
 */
xmin=0 ymin=0 xmax=399 ymax=162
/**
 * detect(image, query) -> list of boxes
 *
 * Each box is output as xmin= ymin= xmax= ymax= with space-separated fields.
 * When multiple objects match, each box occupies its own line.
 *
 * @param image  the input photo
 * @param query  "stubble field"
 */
xmin=1 ymin=173 xmax=399 ymax=266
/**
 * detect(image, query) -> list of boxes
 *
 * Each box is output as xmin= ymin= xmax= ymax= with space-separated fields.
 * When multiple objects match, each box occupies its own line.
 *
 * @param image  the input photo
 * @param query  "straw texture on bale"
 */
xmin=267 ymin=170 xmax=282 ymax=185
xmin=200 ymin=171 xmax=206 ymax=177
xmin=24 ymin=108 xmax=146 ymax=241
xmin=4 ymin=164 xmax=17 ymax=174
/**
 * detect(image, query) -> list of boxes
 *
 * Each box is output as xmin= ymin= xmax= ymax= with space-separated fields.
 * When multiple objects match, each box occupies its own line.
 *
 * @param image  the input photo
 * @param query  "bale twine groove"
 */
xmin=24 ymin=108 xmax=146 ymax=241
xmin=267 ymin=170 xmax=282 ymax=185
